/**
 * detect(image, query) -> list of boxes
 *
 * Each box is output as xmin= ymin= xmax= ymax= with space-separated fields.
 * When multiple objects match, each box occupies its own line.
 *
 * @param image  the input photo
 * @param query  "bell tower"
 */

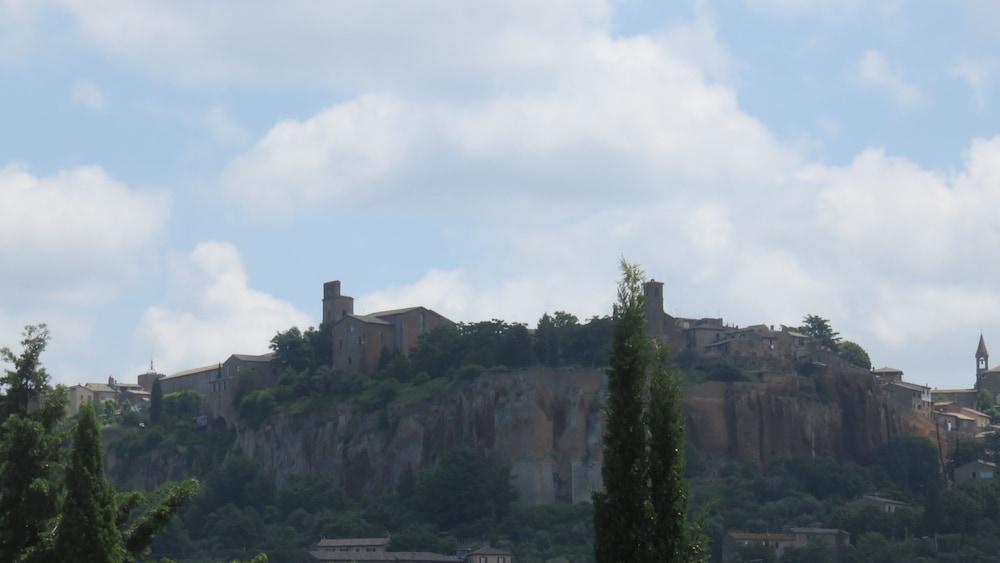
xmin=977 ymin=333 xmax=989 ymax=377
xmin=322 ymin=281 xmax=354 ymax=325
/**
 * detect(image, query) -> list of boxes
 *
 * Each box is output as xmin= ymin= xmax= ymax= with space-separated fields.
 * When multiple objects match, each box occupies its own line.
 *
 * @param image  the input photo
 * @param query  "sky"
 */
xmin=3 ymin=0 xmax=1000 ymax=389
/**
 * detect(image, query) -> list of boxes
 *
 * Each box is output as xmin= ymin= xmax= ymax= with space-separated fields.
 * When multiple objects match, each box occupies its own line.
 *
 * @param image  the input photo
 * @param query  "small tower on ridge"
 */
xmin=322 ymin=281 xmax=354 ymax=325
xmin=977 ymin=333 xmax=989 ymax=376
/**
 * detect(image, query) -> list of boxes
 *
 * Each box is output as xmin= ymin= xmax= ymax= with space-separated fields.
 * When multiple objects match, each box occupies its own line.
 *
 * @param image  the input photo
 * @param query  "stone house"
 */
xmin=882 ymin=381 xmax=932 ymax=414
xmin=871 ymin=367 xmax=903 ymax=384
xmin=955 ymin=460 xmax=997 ymax=483
xmin=309 ymin=537 xmax=510 ymax=563
xmin=932 ymin=388 xmax=979 ymax=409
xmin=788 ymin=527 xmax=850 ymax=551
xmin=722 ymin=532 xmax=796 ymax=562
xmin=936 ymin=403 xmax=991 ymax=428
xmin=859 ymin=495 xmax=909 ymax=514
xmin=66 ymin=377 xmax=150 ymax=415
xmin=325 ymin=281 xmax=452 ymax=375
xmin=643 ymin=279 xmax=813 ymax=372
xmin=934 ymin=410 xmax=979 ymax=434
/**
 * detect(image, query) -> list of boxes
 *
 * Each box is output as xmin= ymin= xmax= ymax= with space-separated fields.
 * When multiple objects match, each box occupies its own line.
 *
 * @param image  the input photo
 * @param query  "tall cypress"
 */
xmin=648 ymin=344 xmax=706 ymax=561
xmin=593 ymin=260 xmax=654 ymax=563
xmin=54 ymin=404 xmax=126 ymax=563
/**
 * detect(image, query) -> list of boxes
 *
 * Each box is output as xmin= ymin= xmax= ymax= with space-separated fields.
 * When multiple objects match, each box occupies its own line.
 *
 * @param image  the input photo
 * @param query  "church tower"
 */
xmin=322 ymin=280 xmax=354 ymax=325
xmin=977 ymin=333 xmax=989 ymax=376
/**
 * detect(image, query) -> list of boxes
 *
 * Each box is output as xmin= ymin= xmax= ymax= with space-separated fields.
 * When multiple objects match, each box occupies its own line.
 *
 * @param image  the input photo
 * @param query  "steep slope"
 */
xmin=106 ymin=366 xmax=935 ymax=504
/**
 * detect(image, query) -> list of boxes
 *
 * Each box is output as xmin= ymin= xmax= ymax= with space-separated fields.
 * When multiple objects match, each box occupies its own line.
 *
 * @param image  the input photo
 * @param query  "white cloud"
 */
xmin=202 ymin=106 xmax=251 ymax=146
xmin=853 ymin=50 xmax=925 ymax=110
xmin=221 ymin=33 xmax=796 ymax=216
xmin=0 ymin=162 xmax=168 ymax=304
xmin=138 ymin=242 xmax=313 ymax=373
xmin=951 ymin=58 xmax=993 ymax=110
xmin=70 ymin=79 xmax=108 ymax=111
xmin=746 ymin=0 xmax=905 ymax=18
xmin=54 ymin=0 xmax=612 ymax=91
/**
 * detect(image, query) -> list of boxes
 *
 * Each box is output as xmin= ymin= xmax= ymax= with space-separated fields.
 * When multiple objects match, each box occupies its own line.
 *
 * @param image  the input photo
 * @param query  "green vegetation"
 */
xmin=0 ymin=325 xmax=198 ymax=562
xmin=148 ymin=450 xmax=592 ymax=563
xmin=593 ymin=260 xmax=705 ymax=562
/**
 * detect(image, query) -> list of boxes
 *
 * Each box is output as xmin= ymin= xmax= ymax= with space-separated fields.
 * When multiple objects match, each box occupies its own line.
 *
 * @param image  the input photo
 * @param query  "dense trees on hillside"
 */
xmin=0 ymin=325 xmax=198 ymax=562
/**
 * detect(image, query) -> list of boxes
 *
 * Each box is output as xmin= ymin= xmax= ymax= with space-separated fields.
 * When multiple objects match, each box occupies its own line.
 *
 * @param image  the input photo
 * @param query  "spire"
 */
xmin=978 ymin=333 xmax=989 ymax=358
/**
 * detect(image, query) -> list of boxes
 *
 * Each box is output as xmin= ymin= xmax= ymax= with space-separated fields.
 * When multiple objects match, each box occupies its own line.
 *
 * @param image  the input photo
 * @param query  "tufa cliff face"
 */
xmin=106 ymin=366 xmax=934 ymax=504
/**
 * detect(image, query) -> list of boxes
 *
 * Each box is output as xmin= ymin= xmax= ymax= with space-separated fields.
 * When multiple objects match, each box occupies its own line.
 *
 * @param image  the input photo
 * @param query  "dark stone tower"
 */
xmin=977 ymin=333 xmax=990 ymax=378
xmin=643 ymin=279 xmax=665 ymax=338
xmin=322 ymin=281 xmax=354 ymax=325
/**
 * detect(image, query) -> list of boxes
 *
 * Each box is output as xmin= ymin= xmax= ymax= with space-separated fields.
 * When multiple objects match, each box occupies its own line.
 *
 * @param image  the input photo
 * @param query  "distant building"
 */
xmin=642 ymin=280 xmax=814 ymax=372
xmin=325 ymin=281 xmax=452 ymax=375
xmin=882 ymin=381 xmax=932 ymax=414
xmin=788 ymin=527 xmax=850 ymax=552
xmin=722 ymin=532 xmax=795 ymax=562
xmin=871 ymin=367 xmax=904 ymax=384
xmin=955 ymin=460 xmax=998 ymax=483
xmin=931 ymin=389 xmax=979 ymax=410
xmin=309 ymin=538 xmax=511 ymax=563
xmin=936 ymin=403 xmax=991 ymax=428
xmin=859 ymin=495 xmax=910 ymax=514
xmin=66 ymin=376 xmax=150 ymax=415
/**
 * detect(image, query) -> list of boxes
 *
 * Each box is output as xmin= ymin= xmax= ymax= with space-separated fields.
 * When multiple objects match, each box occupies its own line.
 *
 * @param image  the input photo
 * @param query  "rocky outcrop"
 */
xmin=107 ymin=366 xmax=934 ymax=505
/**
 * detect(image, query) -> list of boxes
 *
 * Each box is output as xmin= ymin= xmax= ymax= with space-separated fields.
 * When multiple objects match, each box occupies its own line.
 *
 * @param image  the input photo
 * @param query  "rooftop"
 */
xmin=309 ymin=551 xmax=461 ymax=562
xmin=315 ymin=538 xmax=391 ymax=548
xmin=727 ymin=532 xmax=795 ymax=542
xmin=163 ymin=364 xmax=219 ymax=380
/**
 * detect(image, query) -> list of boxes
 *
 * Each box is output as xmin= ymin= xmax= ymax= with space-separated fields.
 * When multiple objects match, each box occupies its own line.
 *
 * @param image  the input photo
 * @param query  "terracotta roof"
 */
xmin=789 ymin=527 xmax=849 ymax=536
xmin=886 ymin=381 xmax=929 ymax=392
xmin=315 ymin=538 xmax=391 ymax=548
xmin=228 ymin=352 xmax=276 ymax=363
xmin=84 ymin=383 xmax=115 ymax=393
xmin=163 ymin=364 xmax=219 ymax=379
xmin=369 ymin=306 xmax=424 ymax=318
xmin=872 ymin=367 xmax=903 ymax=374
xmin=344 ymin=314 xmax=392 ymax=326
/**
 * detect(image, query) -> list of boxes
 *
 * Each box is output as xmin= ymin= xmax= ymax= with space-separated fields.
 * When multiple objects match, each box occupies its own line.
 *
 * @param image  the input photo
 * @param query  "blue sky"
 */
xmin=3 ymin=0 xmax=1000 ymax=389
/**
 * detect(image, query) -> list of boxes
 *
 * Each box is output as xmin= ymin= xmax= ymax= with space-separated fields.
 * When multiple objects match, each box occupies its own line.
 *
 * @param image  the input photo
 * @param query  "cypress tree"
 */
xmin=648 ymin=344 xmax=706 ymax=561
xmin=54 ymin=404 xmax=126 ymax=563
xmin=150 ymin=377 xmax=163 ymax=425
xmin=593 ymin=260 xmax=654 ymax=563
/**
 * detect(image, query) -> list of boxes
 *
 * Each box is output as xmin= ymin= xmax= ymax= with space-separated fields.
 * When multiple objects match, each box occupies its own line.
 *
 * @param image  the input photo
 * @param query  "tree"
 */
xmin=648 ymin=344 xmax=706 ymax=561
xmin=839 ymin=340 xmax=872 ymax=370
xmin=800 ymin=315 xmax=841 ymax=350
xmin=54 ymin=404 xmax=126 ymax=563
xmin=593 ymin=260 xmax=655 ymax=563
xmin=150 ymin=377 xmax=163 ymax=425
xmin=0 ymin=324 xmax=67 ymax=561
xmin=0 ymin=324 xmax=52 ymax=418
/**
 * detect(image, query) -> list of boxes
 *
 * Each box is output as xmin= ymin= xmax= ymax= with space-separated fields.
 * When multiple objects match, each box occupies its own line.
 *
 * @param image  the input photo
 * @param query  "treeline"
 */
xmin=149 ymin=450 xmax=593 ymax=563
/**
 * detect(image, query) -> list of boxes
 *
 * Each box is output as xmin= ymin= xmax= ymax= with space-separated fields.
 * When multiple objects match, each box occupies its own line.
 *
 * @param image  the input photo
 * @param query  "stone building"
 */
xmin=66 ymin=377 xmax=150 ymax=415
xmin=871 ymin=367 xmax=903 ymax=384
xmin=955 ymin=460 xmax=997 ymax=483
xmin=882 ymin=381 xmax=932 ymax=415
xmin=642 ymin=279 xmax=813 ymax=372
xmin=325 ymin=281 xmax=452 ymax=375
xmin=309 ymin=537 xmax=511 ymax=563
xmin=931 ymin=334 xmax=1000 ymax=410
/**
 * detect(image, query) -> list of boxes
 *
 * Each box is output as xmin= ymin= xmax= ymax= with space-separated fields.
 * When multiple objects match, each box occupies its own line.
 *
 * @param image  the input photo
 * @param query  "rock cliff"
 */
xmin=106 ymin=365 xmax=935 ymax=505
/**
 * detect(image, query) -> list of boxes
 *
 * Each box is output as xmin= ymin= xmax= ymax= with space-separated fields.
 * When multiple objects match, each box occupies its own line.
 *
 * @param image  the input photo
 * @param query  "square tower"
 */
xmin=322 ymin=280 xmax=354 ymax=325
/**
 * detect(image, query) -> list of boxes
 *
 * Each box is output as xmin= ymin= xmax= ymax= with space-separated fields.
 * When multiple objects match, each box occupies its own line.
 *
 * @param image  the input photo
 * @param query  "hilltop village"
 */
xmin=61 ymin=278 xmax=1000 ymax=562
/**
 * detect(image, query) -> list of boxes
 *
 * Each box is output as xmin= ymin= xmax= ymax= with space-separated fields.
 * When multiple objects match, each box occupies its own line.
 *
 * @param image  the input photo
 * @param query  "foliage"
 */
xmin=839 ymin=340 xmax=872 ymax=370
xmin=0 ymin=325 xmax=68 ymax=561
xmin=415 ymin=449 xmax=517 ymax=532
xmin=593 ymin=260 xmax=655 ymax=563
xmin=800 ymin=314 xmax=841 ymax=350
xmin=54 ymin=404 xmax=127 ymax=563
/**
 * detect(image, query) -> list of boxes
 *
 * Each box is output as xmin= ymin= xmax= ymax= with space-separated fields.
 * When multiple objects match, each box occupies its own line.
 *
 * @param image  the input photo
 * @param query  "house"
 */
xmin=859 ymin=495 xmax=910 ymax=514
xmin=934 ymin=410 xmax=979 ymax=434
xmin=722 ymin=532 xmax=795 ymax=562
xmin=66 ymin=377 xmax=150 ymax=415
xmin=464 ymin=547 xmax=513 ymax=563
xmin=313 ymin=537 xmax=391 ymax=554
xmin=936 ymin=403 xmax=992 ymax=428
xmin=309 ymin=539 xmax=511 ymax=563
xmin=325 ymin=281 xmax=452 ymax=375
xmin=872 ymin=367 xmax=904 ymax=384
xmin=787 ymin=527 xmax=850 ymax=550
xmin=883 ymin=381 xmax=932 ymax=414
xmin=932 ymin=388 xmax=979 ymax=409
xmin=955 ymin=460 xmax=997 ymax=483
